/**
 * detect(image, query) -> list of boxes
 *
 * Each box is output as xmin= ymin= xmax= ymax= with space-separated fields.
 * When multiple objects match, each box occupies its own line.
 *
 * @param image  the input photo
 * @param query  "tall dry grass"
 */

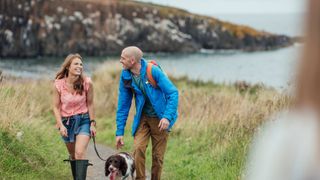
xmin=0 ymin=75 xmax=70 ymax=179
xmin=0 ymin=77 xmax=52 ymax=131
xmin=92 ymin=61 xmax=122 ymax=118
xmin=177 ymin=86 xmax=290 ymax=134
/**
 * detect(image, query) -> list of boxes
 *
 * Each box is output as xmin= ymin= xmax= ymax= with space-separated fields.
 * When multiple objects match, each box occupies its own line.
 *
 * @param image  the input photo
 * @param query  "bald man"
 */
xmin=115 ymin=46 xmax=179 ymax=180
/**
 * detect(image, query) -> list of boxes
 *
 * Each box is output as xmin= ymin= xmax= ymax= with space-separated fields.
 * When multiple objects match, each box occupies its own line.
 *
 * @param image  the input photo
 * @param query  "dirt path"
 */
xmin=86 ymin=142 xmax=116 ymax=179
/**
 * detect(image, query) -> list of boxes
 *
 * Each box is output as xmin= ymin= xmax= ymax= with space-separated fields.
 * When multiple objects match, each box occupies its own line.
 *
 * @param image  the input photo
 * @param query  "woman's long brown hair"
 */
xmin=55 ymin=53 xmax=85 ymax=95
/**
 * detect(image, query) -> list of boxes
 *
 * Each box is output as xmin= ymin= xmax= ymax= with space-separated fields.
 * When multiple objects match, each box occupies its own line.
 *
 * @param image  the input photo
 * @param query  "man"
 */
xmin=115 ymin=46 xmax=179 ymax=180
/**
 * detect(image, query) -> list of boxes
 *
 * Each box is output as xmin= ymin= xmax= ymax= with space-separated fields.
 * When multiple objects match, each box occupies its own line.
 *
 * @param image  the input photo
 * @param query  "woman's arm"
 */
xmin=53 ymin=83 xmax=68 ymax=137
xmin=52 ymin=84 xmax=63 ymax=128
xmin=87 ymin=81 xmax=95 ymax=125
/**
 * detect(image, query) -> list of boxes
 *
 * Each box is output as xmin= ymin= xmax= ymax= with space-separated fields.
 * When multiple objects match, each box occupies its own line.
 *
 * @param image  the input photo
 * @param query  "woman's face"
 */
xmin=68 ymin=58 xmax=83 ymax=76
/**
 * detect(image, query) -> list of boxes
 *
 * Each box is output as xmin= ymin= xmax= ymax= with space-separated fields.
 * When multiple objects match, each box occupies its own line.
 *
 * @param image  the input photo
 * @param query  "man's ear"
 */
xmin=130 ymin=57 xmax=135 ymax=65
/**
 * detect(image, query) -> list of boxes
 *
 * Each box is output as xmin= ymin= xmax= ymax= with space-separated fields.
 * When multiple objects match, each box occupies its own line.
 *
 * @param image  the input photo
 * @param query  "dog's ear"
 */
xmin=131 ymin=160 xmax=135 ymax=176
xmin=105 ymin=156 xmax=112 ymax=176
xmin=119 ymin=156 xmax=128 ymax=176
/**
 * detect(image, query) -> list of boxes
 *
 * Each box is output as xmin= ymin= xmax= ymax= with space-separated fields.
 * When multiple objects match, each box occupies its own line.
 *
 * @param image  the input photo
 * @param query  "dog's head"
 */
xmin=105 ymin=154 xmax=127 ymax=178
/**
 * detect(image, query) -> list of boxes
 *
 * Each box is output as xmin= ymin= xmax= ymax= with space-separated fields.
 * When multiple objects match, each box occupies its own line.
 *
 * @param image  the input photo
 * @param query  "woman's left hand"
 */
xmin=90 ymin=126 xmax=96 ymax=137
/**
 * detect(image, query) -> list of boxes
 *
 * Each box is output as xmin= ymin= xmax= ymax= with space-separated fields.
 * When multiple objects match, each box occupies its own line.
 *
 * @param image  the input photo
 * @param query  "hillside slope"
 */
xmin=0 ymin=0 xmax=292 ymax=57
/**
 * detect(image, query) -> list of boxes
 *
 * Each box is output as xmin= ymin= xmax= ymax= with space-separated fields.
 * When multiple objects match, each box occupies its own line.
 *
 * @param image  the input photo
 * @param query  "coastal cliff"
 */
xmin=0 ymin=0 xmax=293 ymax=57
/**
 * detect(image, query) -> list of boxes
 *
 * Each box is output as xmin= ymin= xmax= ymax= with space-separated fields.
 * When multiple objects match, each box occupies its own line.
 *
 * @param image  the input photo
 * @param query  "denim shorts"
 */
xmin=60 ymin=113 xmax=90 ymax=143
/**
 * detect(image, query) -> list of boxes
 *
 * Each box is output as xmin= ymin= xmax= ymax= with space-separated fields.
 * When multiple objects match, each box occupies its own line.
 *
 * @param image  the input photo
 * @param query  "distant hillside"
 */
xmin=0 ymin=0 xmax=293 ymax=57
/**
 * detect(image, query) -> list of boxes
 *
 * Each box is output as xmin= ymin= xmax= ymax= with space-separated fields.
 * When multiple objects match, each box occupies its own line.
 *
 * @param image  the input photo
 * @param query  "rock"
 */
xmin=0 ymin=0 xmax=293 ymax=58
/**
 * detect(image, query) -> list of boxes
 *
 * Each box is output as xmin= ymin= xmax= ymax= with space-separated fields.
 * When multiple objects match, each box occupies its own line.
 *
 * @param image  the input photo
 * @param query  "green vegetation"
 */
xmin=0 ymin=126 xmax=70 ymax=179
xmin=0 ymin=61 xmax=291 ymax=179
xmin=0 ymin=79 xmax=71 ymax=179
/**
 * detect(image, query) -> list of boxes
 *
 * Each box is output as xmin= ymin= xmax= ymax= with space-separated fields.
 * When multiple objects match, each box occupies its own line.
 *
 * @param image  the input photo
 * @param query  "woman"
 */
xmin=245 ymin=0 xmax=320 ymax=179
xmin=53 ymin=53 xmax=96 ymax=179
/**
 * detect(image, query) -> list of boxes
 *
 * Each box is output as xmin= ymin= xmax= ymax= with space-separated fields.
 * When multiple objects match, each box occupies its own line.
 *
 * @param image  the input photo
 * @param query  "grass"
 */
xmin=0 ymin=125 xmax=70 ymax=179
xmin=0 ymin=61 xmax=291 ymax=179
xmin=0 ymin=78 xmax=71 ymax=179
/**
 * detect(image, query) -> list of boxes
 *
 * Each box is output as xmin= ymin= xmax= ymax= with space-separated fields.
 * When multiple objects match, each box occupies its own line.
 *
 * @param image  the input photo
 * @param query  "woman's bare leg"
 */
xmin=65 ymin=142 xmax=75 ymax=160
xmin=75 ymin=135 xmax=90 ymax=159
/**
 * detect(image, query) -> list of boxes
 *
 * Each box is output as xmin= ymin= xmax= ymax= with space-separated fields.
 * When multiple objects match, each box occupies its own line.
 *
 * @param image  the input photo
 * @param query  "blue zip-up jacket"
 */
xmin=116 ymin=59 xmax=179 ymax=136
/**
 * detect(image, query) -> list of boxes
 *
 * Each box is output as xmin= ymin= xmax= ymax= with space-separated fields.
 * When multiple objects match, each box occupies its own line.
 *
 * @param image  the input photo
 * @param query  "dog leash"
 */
xmin=92 ymin=136 xmax=108 ymax=161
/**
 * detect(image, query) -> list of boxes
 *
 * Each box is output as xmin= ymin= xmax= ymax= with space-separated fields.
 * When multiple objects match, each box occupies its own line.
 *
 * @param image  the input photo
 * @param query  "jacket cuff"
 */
xmin=116 ymin=129 xmax=124 ymax=136
xmin=163 ymin=115 xmax=172 ymax=122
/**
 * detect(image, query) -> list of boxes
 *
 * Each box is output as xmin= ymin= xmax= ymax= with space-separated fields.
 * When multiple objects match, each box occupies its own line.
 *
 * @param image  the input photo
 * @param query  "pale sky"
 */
xmin=137 ymin=0 xmax=307 ymax=15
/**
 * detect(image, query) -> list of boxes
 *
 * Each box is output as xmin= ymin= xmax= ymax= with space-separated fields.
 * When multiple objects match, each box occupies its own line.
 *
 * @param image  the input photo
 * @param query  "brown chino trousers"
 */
xmin=133 ymin=115 xmax=169 ymax=180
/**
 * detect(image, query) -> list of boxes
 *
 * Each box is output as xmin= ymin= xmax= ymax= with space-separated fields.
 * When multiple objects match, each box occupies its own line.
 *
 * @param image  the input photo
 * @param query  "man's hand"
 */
xmin=116 ymin=136 xmax=124 ymax=150
xmin=158 ymin=118 xmax=170 ymax=131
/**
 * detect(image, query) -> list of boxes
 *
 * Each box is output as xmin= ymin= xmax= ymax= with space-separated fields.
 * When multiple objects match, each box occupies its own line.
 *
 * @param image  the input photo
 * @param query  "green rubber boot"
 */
xmin=70 ymin=160 xmax=76 ymax=179
xmin=74 ymin=159 xmax=92 ymax=180
xmin=64 ymin=159 xmax=92 ymax=180
xmin=64 ymin=159 xmax=76 ymax=179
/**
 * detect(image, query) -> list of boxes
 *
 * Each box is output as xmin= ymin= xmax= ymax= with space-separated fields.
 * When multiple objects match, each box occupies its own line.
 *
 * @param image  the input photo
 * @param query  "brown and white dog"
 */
xmin=105 ymin=152 xmax=135 ymax=180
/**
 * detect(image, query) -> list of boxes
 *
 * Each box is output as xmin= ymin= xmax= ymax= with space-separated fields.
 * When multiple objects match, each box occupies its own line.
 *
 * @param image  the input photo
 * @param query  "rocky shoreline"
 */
xmin=0 ymin=0 xmax=293 ymax=58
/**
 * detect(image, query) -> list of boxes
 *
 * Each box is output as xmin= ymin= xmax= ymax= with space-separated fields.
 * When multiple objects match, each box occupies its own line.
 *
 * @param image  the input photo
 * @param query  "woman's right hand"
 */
xmin=59 ymin=125 xmax=68 ymax=137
